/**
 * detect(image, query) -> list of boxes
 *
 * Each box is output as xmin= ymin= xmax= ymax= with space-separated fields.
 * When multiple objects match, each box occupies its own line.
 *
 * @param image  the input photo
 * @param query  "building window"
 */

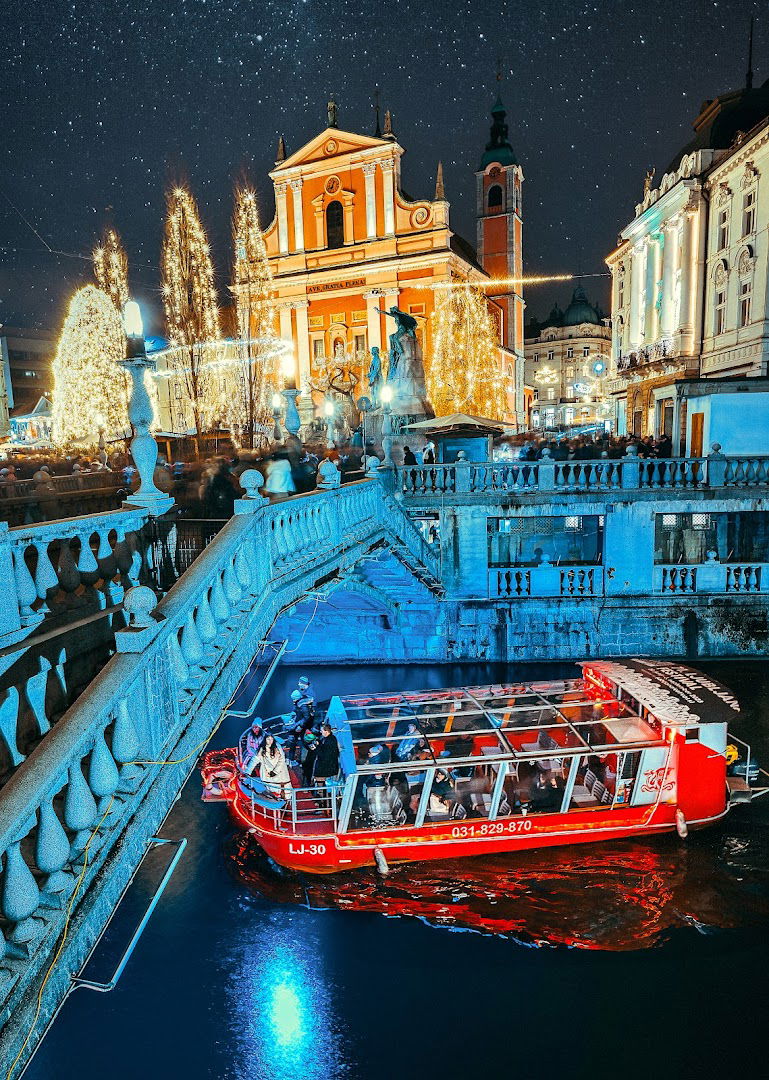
xmin=353 ymin=332 xmax=367 ymax=356
xmin=533 ymin=389 xmax=539 ymax=401
xmin=742 ymin=189 xmax=757 ymax=237
xmin=566 ymin=347 xmax=573 ymax=359
xmin=739 ymin=279 xmax=752 ymax=327
xmin=547 ymin=350 xmax=554 ymax=361
xmin=545 ymin=388 xmax=555 ymax=401
xmin=714 ymin=288 xmax=727 ymax=335
xmin=655 ymin=511 xmax=769 ymax=564
xmin=565 ymin=366 xmax=575 ymax=378
xmin=717 ymin=208 xmax=729 ymax=251
xmin=487 ymin=184 xmax=503 ymax=212
xmin=312 ymin=338 xmax=325 ymax=361
xmin=488 ymin=515 xmax=604 ymax=567
xmin=326 ymin=200 xmax=344 ymax=248
xmin=618 ymin=277 xmax=625 ymax=309
xmin=583 ymin=346 xmax=590 ymax=357
xmin=532 ymin=352 xmax=539 ymax=362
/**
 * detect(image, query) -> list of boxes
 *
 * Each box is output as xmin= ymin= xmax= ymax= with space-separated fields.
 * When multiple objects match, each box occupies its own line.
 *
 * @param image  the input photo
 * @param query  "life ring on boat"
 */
xmin=676 ymin=809 xmax=689 ymax=839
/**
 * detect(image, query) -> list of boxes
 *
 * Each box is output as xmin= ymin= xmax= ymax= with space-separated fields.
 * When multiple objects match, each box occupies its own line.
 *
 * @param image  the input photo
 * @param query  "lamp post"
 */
xmin=271 ymin=392 xmax=283 ymax=443
xmin=280 ymin=349 xmax=301 ymax=438
xmin=380 ymin=383 xmax=394 ymax=465
xmin=323 ymin=398 xmax=336 ymax=449
xmin=119 ymin=301 xmax=173 ymax=514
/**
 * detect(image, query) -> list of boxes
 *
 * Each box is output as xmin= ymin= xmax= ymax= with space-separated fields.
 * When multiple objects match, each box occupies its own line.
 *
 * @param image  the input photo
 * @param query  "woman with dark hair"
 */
xmin=252 ymin=733 xmax=291 ymax=796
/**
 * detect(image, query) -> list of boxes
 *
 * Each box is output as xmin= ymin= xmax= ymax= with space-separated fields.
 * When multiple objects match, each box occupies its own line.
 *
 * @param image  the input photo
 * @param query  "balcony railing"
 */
xmin=398 ymin=451 xmax=769 ymax=497
xmin=654 ymin=563 xmax=768 ymax=595
xmin=489 ymin=565 xmax=604 ymax=599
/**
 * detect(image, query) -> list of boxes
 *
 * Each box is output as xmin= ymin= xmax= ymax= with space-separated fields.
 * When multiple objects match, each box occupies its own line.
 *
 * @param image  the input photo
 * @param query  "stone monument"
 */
xmin=376 ymin=305 xmax=430 ymax=416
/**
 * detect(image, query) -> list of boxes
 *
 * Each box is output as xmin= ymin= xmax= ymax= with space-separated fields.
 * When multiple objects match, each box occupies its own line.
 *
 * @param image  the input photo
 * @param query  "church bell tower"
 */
xmin=476 ymin=95 xmax=525 ymax=424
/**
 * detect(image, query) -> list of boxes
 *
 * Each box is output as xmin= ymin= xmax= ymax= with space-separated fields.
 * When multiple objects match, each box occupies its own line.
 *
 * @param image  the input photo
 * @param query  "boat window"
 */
xmin=348 ymin=768 xmax=427 ymax=830
xmin=569 ymin=753 xmax=619 ymax=810
xmin=495 ymin=759 xmax=568 ymax=816
xmin=423 ymin=764 xmax=497 ymax=822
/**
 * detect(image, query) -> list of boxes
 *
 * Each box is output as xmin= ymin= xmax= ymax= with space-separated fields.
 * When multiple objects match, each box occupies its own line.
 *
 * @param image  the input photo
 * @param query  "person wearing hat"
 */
xmin=301 ymin=730 xmax=320 ymax=787
xmin=242 ymin=719 xmax=264 ymax=773
xmin=367 ymin=743 xmax=392 ymax=767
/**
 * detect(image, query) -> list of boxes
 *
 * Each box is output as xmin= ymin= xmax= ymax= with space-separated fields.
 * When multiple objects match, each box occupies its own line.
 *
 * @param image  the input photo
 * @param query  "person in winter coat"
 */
xmin=251 ymin=733 xmax=291 ymax=796
xmin=313 ymin=723 xmax=340 ymax=785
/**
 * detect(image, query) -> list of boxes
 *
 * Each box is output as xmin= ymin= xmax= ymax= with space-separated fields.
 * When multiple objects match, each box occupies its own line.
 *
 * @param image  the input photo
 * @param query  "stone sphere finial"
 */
xmin=239 ymin=469 xmax=265 ymax=498
xmin=710 ymin=442 xmax=722 ymax=454
xmin=123 ymin=585 xmax=158 ymax=628
xmin=539 ymin=447 xmax=552 ymax=460
xmin=625 ymin=443 xmax=639 ymax=457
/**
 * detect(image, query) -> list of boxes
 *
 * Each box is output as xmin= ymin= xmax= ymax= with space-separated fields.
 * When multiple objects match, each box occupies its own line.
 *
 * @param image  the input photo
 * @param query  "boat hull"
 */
xmin=231 ymin=797 xmax=729 ymax=874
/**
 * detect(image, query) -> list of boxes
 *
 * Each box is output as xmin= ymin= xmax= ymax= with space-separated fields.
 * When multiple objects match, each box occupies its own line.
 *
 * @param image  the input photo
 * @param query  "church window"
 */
xmin=739 ymin=280 xmax=752 ymax=328
xmin=326 ymin=200 xmax=344 ymax=248
xmin=487 ymin=184 xmax=503 ymax=212
xmin=714 ymin=288 xmax=727 ymax=335
xmin=354 ymin=332 xmax=367 ymax=356
xmin=742 ymin=189 xmax=757 ymax=237
xmin=717 ymin=208 xmax=729 ymax=251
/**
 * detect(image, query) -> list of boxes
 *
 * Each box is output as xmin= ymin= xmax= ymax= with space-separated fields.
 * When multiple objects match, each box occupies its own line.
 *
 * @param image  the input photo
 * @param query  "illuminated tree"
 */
xmin=161 ymin=185 xmax=221 ymax=448
xmin=51 ymin=285 xmax=130 ymax=447
xmin=427 ymin=283 xmax=504 ymax=418
xmin=93 ymin=227 xmax=129 ymax=313
xmin=229 ymin=186 xmax=281 ymax=447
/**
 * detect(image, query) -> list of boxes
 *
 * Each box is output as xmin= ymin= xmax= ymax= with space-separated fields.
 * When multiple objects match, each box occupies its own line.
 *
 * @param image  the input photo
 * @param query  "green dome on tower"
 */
xmin=479 ymin=96 xmax=517 ymax=169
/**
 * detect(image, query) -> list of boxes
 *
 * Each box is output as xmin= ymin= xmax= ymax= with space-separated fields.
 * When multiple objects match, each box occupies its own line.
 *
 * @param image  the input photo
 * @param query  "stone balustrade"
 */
xmin=0 ymin=472 xmax=126 ymax=527
xmin=0 ymin=479 xmax=440 ymax=1069
xmin=653 ymin=562 xmax=767 ymax=595
xmin=397 ymin=450 xmax=769 ymax=498
xmin=1 ymin=506 xmax=152 ymax=646
xmin=489 ymin=565 xmax=604 ymax=599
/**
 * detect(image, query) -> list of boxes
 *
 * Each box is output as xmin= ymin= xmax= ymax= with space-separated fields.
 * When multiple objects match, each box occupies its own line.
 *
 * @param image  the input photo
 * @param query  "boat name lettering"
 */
xmin=288 ymin=842 xmax=327 ymax=856
xmin=451 ymin=820 xmax=534 ymax=839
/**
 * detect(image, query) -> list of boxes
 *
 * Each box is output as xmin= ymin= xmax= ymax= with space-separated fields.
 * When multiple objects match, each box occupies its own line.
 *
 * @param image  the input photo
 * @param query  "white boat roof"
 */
xmin=586 ymin=660 xmax=741 ymax=728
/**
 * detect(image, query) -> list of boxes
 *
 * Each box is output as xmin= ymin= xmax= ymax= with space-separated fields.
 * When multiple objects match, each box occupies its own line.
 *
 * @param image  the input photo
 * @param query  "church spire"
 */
xmin=275 ymin=134 xmax=286 ymax=164
xmin=434 ymin=161 xmax=445 ymax=201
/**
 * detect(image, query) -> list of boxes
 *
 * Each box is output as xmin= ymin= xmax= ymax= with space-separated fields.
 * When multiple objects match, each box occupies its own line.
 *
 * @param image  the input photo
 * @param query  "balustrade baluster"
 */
xmin=111 ymin=699 xmax=141 ymax=784
xmin=12 ymin=545 xmax=39 ymax=625
xmin=56 ymin=538 xmax=80 ymax=593
xmin=195 ymin=590 xmax=218 ymax=643
xmin=35 ymin=797 xmax=71 ymax=897
xmin=0 ymin=688 xmax=23 ymax=767
xmin=210 ymin=573 xmax=231 ymax=623
xmin=180 ymin=610 xmax=205 ymax=667
xmin=32 ymin=540 xmax=58 ymax=608
xmin=88 ymin=727 xmax=120 ymax=814
xmin=24 ymin=657 xmax=52 ymax=738
xmin=167 ymin=631 xmax=190 ymax=687
xmin=223 ymin=560 xmax=242 ymax=606
xmin=234 ymin=545 xmax=254 ymax=591
xmin=76 ymin=532 xmax=98 ymax=575
xmin=1 ymin=839 xmax=41 ymax=943
xmin=63 ymin=761 xmax=98 ymax=855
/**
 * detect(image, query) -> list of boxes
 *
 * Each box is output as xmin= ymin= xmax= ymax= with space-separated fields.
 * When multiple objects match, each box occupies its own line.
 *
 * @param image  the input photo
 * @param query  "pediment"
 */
xmin=274 ymin=128 xmax=395 ymax=172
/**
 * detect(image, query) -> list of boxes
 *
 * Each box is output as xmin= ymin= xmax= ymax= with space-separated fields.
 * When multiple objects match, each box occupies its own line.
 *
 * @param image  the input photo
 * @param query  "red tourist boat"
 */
xmin=201 ymin=660 xmax=768 ymax=875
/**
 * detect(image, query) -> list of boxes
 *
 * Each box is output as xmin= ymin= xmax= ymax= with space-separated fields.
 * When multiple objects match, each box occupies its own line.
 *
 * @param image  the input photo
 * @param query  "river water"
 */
xmin=24 ymin=660 xmax=769 ymax=1080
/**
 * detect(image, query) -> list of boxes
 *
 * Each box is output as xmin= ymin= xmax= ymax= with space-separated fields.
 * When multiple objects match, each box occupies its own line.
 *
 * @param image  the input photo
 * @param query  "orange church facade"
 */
xmin=239 ymin=103 xmax=526 ymax=426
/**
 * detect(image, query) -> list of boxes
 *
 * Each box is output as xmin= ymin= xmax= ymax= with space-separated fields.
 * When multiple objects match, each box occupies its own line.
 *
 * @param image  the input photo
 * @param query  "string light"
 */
xmin=51 ymin=285 xmax=130 ymax=448
xmin=92 ymin=227 xmax=129 ymax=311
xmin=160 ymin=185 xmax=221 ymax=442
xmin=227 ymin=186 xmax=282 ymax=446
xmin=427 ymin=281 xmax=505 ymax=419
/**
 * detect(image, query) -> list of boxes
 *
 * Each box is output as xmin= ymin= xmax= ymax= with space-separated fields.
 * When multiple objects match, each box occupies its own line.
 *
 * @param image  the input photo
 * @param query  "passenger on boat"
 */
xmin=429 ymin=769 xmax=467 ymax=819
xmin=252 ymin=734 xmax=292 ymax=796
xmin=367 ymin=743 xmax=392 ymax=766
xmin=313 ymin=722 xmax=340 ymax=785
xmin=301 ymin=732 xmax=320 ymax=787
xmin=242 ymin=720 xmax=263 ymax=772
xmin=365 ymin=773 xmax=407 ymax=828
xmin=286 ymin=677 xmax=316 ymax=762
xmin=395 ymin=723 xmax=427 ymax=762
xmin=529 ymin=770 xmax=563 ymax=812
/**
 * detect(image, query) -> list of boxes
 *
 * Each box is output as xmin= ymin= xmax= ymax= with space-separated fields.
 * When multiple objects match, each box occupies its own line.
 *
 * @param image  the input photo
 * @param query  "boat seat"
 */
xmin=570 ymin=784 xmax=595 ymax=806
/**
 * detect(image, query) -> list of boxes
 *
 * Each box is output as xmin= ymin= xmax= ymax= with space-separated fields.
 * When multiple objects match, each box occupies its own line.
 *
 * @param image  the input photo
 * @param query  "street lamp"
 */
xmin=380 ymin=383 xmax=394 ymax=465
xmin=271 ymin=392 xmax=283 ymax=443
xmin=323 ymin=398 xmax=336 ymax=449
xmin=119 ymin=301 xmax=170 ymax=512
xmin=281 ymin=350 xmax=301 ymax=437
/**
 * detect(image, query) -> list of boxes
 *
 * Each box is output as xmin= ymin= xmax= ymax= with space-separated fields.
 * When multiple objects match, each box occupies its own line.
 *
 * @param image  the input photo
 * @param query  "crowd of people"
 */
xmin=514 ymin=431 xmax=673 ymax=462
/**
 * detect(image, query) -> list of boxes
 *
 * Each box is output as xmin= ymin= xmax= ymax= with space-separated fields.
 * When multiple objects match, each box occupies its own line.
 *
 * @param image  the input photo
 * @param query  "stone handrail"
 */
xmin=0 ymin=479 xmax=440 ymax=1062
xmin=397 ymin=451 xmax=769 ymax=497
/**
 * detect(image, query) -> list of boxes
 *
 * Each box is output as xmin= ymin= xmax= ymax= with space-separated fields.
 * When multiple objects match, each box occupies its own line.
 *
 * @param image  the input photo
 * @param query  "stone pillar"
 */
xmin=679 ymin=205 xmax=698 ymax=352
xmin=290 ymin=179 xmax=304 ymax=251
xmin=660 ymin=220 xmax=679 ymax=337
xmin=278 ymin=305 xmax=293 ymax=364
xmin=294 ymin=301 xmax=311 ymax=388
xmin=644 ymin=234 xmax=661 ymax=344
xmin=365 ymin=290 xmax=383 ymax=351
xmin=275 ymin=183 xmax=289 ymax=255
xmin=380 ymin=160 xmax=395 ymax=236
xmin=363 ymin=163 xmax=377 ymax=239
xmin=629 ymin=242 xmax=644 ymax=349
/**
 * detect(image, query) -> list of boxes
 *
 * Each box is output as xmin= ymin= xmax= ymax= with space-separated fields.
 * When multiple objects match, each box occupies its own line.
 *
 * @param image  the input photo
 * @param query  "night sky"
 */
xmin=1 ymin=0 xmax=765 ymax=335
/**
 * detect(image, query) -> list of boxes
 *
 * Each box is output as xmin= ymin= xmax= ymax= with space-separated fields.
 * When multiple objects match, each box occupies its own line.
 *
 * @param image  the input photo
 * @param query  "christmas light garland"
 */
xmin=93 ymin=228 xmax=129 ymax=312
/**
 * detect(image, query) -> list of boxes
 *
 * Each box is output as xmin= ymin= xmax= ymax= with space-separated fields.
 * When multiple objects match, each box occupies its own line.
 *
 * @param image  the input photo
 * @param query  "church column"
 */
xmin=363 ymin=163 xmax=378 ymax=239
xmin=644 ymin=233 xmax=661 ymax=344
xmin=678 ymin=204 xmax=698 ymax=353
xmin=380 ymin=160 xmax=395 ymax=236
xmin=275 ymin=183 xmax=289 ymax=255
xmin=294 ymin=301 xmax=311 ymax=388
xmin=290 ymin=179 xmax=304 ymax=252
xmin=278 ymin=304 xmax=294 ymax=367
xmin=365 ymin=290 xmax=383 ymax=352
xmin=629 ymin=242 xmax=644 ymax=350
xmin=660 ymin=219 xmax=679 ymax=339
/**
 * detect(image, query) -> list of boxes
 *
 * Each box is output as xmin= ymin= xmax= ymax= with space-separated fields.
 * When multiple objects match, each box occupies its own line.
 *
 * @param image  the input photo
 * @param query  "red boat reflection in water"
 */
xmin=229 ymin=824 xmax=769 ymax=951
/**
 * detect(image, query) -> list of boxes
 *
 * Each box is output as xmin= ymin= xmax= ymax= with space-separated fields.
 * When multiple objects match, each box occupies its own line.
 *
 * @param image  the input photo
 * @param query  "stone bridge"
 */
xmin=0 ymin=477 xmax=440 ymax=1074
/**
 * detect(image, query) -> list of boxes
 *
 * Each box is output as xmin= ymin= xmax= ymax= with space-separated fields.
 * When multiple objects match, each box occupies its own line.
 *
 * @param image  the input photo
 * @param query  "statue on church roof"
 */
xmin=327 ymin=98 xmax=338 ymax=128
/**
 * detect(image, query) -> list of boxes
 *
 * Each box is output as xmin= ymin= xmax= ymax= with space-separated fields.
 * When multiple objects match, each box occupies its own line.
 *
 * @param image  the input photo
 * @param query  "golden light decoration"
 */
xmin=160 ymin=184 xmax=221 ymax=439
xmin=427 ymin=281 xmax=506 ymax=419
xmin=51 ymin=285 xmax=130 ymax=448
xmin=93 ymin=228 xmax=129 ymax=312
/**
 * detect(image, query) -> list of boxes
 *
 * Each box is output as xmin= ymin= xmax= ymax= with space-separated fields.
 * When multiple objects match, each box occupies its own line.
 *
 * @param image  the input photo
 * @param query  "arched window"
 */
xmin=326 ymin=200 xmax=344 ymax=248
xmin=487 ymin=184 xmax=503 ymax=212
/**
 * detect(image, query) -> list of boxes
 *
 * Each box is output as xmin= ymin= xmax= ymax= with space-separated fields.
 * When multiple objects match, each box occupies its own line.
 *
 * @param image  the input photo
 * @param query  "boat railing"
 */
xmin=237 ymin=768 xmax=343 ymax=833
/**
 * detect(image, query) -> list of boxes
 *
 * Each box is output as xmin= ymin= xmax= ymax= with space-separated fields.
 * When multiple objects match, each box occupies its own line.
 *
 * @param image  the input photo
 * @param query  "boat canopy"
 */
xmin=585 ymin=660 xmax=741 ymax=730
xmin=333 ymin=674 xmax=666 ymax=776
